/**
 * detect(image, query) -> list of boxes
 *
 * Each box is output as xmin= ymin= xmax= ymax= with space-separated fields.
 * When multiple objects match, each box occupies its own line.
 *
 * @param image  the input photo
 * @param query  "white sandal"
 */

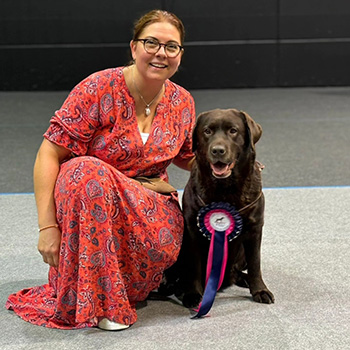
xmin=98 ymin=318 xmax=130 ymax=331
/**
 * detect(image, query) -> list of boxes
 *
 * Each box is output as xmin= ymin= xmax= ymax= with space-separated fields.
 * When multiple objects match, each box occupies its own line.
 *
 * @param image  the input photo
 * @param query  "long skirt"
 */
xmin=6 ymin=156 xmax=184 ymax=329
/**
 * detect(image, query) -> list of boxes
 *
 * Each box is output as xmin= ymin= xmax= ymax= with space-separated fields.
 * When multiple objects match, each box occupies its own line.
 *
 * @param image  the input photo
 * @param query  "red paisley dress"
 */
xmin=6 ymin=67 xmax=195 ymax=329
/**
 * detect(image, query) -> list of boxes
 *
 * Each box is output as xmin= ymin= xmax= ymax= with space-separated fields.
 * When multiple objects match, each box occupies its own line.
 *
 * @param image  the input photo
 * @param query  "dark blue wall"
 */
xmin=1 ymin=0 xmax=350 ymax=90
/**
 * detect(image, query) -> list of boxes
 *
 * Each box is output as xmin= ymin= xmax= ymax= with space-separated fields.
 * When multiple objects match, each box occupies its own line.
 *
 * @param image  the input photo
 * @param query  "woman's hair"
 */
xmin=132 ymin=9 xmax=185 ymax=45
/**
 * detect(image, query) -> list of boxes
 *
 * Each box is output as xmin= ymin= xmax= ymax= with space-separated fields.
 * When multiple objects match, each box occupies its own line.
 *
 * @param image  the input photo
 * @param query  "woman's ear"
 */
xmin=130 ymin=40 xmax=136 ymax=60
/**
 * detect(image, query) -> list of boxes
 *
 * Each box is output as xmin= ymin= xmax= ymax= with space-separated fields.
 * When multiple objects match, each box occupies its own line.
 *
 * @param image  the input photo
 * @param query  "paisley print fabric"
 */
xmin=6 ymin=67 xmax=195 ymax=329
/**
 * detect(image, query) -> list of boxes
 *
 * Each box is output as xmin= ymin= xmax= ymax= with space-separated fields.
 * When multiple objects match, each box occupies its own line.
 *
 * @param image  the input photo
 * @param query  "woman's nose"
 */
xmin=156 ymin=45 xmax=167 ymax=56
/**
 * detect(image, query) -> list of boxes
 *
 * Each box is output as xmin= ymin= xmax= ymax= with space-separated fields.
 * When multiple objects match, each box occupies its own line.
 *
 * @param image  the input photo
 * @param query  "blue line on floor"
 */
xmin=0 ymin=192 xmax=35 ymax=196
xmin=263 ymin=185 xmax=350 ymax=190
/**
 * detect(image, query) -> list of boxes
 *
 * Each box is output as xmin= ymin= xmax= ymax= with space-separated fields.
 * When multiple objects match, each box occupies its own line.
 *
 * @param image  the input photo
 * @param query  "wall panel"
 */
xmin=0 ymin=1 xmax=161 ymax=44
xmin=279 ymin=42 xmax=350 ymax=86
xmin=280 ymin=0 xmax=350 ymax=39
xmin=279 ymin=0 xmax=350 ymax=86
xmin=168 ymin=1 xmax=278 ymax=41
xmin=0 ymin=46 xmax=130 ymax=90
xmin=1 ymin=0 xmax=350 ymax=90
xmin=173 ymin=44 xmax=277 ymax=89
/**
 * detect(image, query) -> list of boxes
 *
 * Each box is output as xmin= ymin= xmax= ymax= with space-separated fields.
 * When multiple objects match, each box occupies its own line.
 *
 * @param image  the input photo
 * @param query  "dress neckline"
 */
xmin=119 ymin=66 xmax=168 ymax=106
xmin=119 ymin=67 xmax=168 ymax=146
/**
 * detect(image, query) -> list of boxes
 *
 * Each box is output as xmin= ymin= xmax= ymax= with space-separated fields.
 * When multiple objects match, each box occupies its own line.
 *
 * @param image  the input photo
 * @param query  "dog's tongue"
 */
xmin=210 ymin=162 xmax=231 ymax=177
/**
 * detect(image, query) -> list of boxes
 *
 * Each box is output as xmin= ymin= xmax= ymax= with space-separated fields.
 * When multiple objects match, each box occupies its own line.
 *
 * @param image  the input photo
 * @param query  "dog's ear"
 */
xmin=192 ymin=112 xmax=206 ymax=152
xmin=240 ymin=110 xmax=262 ymax=147
xmin=192 ymin=121 xmax=198 ymax=152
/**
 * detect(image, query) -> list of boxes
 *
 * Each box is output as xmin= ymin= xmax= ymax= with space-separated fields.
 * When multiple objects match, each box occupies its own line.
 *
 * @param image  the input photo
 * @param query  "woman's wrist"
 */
xmin=38 ymin=224 xmax=59 ymax=232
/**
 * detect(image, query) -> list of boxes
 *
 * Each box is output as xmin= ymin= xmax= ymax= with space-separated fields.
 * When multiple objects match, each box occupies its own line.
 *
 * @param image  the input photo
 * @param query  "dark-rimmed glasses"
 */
xmin=134 ymin=38 xmax=184 ymax=58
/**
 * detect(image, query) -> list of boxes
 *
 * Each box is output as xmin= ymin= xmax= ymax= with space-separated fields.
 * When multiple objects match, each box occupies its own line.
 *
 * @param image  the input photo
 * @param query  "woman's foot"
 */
xmin=98 ymin=318 xmax=130 ymax=331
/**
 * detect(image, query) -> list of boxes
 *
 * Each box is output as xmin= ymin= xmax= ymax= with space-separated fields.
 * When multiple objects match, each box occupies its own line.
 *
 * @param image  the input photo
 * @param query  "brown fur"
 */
xmin=162 ymin=108 xmax=274 ymax=308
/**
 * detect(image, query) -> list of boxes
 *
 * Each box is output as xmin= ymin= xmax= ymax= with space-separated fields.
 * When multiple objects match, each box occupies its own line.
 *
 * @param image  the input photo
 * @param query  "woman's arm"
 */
xmin=34 ymin=139 xmax=71 ymax=267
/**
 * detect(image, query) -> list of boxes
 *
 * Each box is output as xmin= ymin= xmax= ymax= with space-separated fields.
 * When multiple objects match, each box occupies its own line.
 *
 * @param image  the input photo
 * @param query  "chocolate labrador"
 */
xmin=161 ymin=108 xmax=274 ymax=308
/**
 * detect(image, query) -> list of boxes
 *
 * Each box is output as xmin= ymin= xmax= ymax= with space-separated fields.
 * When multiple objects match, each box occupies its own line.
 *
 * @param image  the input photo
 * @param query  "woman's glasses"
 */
xmin=134 ymin=38 xmax=184 ymax=58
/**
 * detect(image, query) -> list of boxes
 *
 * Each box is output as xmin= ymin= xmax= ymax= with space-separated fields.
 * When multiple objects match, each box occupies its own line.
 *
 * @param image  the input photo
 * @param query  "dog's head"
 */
xmin=192 ymin=109 xmax=262 ymax=179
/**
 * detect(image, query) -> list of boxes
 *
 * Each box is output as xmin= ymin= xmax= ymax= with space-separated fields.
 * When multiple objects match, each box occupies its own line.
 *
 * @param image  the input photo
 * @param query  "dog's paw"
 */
xmin=182 ymin=292 xmax=202 ymax=308
xmin=252 ymin=290 xmax=275 ymax=304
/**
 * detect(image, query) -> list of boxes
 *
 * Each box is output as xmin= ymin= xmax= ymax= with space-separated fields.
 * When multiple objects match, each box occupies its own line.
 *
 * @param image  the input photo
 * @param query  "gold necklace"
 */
xmin=132 ymin=66 xmax=164 ymax=116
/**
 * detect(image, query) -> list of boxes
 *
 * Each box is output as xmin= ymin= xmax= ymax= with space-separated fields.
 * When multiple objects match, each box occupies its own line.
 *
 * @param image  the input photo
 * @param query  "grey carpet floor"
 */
xmin=1 ymin=187 xmax=349 ymax=350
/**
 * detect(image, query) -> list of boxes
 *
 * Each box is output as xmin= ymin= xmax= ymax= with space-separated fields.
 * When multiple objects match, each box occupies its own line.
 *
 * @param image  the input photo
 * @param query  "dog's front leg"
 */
xmin=180 ymin=227 xmax=205 ymax=308
xmin=243 ymin=228 xmax=274 ymax=304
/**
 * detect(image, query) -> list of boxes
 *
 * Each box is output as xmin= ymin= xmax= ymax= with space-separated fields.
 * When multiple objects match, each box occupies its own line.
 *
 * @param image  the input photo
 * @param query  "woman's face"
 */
xmin=130 ymin=21 xmax=183 ymax=83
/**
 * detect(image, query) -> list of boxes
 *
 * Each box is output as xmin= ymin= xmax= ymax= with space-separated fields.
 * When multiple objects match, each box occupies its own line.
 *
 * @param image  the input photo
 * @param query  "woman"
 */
xmin=6 ymin=9 xmax=195 ymax=330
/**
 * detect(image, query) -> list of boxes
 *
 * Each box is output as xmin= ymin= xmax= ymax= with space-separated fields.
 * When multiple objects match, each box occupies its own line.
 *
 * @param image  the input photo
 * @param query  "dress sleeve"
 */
xmin=44 ymin=72 xmax=104 ymax=155
xmin=173 ymin=93 xmax=196 ymax=164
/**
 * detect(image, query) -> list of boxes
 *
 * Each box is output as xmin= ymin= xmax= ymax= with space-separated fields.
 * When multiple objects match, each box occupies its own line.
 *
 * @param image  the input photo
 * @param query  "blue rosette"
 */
xmin=197 ymin=202 xmax=243 ymax=242
xmin=193 ymin=202 xmax=243 ymax=318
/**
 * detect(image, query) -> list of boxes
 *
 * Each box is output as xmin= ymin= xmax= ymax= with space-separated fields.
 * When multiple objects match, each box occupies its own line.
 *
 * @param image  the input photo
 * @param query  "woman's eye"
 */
xmin=146 ymin=39 xmax=158 ymax=47
xmin=167 ymin=44 xmax=178 ymax=52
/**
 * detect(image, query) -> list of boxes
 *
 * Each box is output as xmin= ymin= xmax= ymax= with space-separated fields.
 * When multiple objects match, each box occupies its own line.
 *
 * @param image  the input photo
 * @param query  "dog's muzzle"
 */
xmin=210 ymin=161 xmax=235 ymax=179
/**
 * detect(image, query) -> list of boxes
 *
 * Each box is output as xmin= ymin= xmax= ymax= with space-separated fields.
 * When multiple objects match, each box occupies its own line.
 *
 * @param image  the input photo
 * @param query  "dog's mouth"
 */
xmin=210 ymin=161 xmax=235 ymax=179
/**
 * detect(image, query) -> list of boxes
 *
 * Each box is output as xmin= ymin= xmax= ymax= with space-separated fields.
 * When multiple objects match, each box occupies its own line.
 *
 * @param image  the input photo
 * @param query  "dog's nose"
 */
xmin=211 ymin=145 xmax=226 ymax=156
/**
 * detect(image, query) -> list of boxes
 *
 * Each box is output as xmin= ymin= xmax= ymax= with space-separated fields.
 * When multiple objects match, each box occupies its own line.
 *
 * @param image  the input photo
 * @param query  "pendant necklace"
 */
xmin=132 ymin=66 xmax=164 ymax=116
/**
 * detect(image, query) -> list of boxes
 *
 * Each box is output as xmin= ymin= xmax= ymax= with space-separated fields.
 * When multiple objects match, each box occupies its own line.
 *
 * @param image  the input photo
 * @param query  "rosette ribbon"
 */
xmin=193 ymin=202 xmax=243 ymax=318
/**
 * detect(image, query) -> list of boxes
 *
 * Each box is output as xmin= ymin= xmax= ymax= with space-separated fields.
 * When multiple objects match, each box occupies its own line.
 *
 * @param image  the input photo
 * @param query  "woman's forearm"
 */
xmin=34 ymin=142 xmax=61 ymax=227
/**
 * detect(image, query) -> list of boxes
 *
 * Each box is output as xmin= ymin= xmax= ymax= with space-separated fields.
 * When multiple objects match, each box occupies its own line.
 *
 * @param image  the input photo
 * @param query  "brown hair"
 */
xmin=132 ymin=9 xmax=185 ymax=45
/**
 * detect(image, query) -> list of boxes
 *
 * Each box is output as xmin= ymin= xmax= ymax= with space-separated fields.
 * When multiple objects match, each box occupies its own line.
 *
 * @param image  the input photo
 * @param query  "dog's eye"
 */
xmin=204 ymin=128 xmax=212 ymax=135
xmin=229 ymin=127 xmax=238 ymax=134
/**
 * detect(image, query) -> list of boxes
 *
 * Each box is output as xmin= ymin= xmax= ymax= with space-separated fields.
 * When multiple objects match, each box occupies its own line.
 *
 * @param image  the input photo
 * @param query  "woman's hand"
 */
xmin=173 ymin=155 xmax=196 ymax=171
xmin=38 ymin=227 xmax=61 ymax=267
